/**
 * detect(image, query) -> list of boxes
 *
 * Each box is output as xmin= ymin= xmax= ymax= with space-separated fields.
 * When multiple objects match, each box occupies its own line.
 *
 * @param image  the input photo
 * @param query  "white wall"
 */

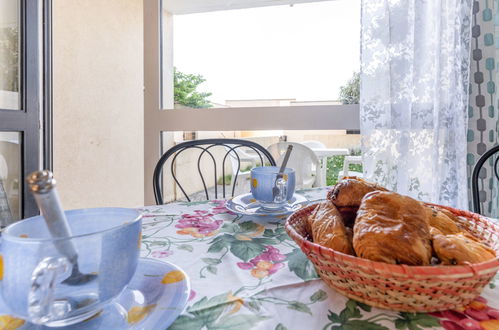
xmin=53 ymin=0 xmax=144 ymax=209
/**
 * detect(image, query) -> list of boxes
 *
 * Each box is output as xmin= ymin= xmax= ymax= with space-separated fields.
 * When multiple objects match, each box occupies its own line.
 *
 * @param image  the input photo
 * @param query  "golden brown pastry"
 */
xmin=438 ymin=208 xmax=474 ymax=233
xmin=431 ymin=229 xmax=496 ymax=265
xmin=308 ymin=201 xmax=354 ymax=255
xmin=345 ymin=227 xmax=354 ymax=247
xmin=426 ymin=205 xmax=479 ymax=240
xmin=337 ymin=207 xmax=358 ymax=228
xmin=305 ymin=204 xmax=321 ymax=240
xmin=425 ymin=205 xmax=461 ymax=235
xmin=328 ymin=177 xmax=388 ymax=208
xmin=353 ymin=191 xmax=432 ymax=265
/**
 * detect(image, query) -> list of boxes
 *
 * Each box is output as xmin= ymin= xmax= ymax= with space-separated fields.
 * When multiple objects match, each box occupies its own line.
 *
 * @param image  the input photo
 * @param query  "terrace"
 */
xmin=1 ymin=0 xmax=362 ymax=215
xmin=0 ymin=0 xmax=497 ymax=329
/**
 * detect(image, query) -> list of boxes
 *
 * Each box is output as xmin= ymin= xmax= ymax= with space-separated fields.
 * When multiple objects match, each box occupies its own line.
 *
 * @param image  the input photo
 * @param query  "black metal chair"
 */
xmin=471 ymin=145 xmax=499 ymax=214
xmin=153 ymin=138 xmax=276 ymax=205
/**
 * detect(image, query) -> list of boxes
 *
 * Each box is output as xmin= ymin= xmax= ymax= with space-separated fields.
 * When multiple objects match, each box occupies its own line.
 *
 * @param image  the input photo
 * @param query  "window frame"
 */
xmin=0 ymin=0 xmax=51 ymax=218
xmin=144 ymin=0 xmax=360 ymax=205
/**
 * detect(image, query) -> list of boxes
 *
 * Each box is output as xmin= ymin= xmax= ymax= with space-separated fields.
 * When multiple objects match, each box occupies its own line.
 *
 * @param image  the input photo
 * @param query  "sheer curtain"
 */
xmin=360 ymin=0 xmax=473 ymax=208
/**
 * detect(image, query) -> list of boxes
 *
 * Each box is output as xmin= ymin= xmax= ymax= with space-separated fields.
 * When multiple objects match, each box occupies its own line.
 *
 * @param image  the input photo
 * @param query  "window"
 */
xmin=0 ymin=0 xmax=20 ymax=110
xmin=161 ymin=130 xmax=360 ymax=202
xmin=0 ymin=0 xmax=48 ymax=221
xmin=171 ymin=1 xmax=360 ymax=110
xmin=144 ymin=0 xmax=361 ymax=204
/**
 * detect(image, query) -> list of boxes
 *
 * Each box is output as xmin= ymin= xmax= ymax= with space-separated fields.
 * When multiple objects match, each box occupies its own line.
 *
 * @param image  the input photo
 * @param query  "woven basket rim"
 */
xmin=285 ymin=203 xmax=499 ymax=277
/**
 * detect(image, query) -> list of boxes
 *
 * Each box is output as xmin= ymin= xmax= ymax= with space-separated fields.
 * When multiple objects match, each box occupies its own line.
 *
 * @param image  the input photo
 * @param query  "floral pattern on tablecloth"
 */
xmin=139 ymin=188 xmax=499 ymax=330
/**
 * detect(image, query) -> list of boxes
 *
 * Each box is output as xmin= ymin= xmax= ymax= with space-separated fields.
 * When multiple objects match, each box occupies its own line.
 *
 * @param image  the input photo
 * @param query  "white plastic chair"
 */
xmin=267 ymin=142 xmax=320 ymax=189
xmin=0 ymin=154 xmax=13 ymax=225
xmin=338 ymin=155 xmax=363 ymax=179
xmin=0 ymin=154 xmax=7 ymax=182
xmin=301 ymin=140 xmax=328 ymax=185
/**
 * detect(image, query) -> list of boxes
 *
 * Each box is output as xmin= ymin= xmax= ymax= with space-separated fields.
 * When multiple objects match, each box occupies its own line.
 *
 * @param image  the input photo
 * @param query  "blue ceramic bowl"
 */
xmin=1 ymin=207 xmax=142 ymax=326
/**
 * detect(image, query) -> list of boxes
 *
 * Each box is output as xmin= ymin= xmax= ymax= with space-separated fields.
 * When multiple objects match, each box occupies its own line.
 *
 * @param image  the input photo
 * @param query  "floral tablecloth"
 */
xmin=140 ymin=188 xmax=499 ymax=330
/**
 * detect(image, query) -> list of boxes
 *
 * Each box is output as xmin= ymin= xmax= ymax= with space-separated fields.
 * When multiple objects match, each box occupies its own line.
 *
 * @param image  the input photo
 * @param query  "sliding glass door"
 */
xmin=0 ymin=0 xmax=47 ymax=223
xmin=143 ymin=0 xmax=360 ymax=204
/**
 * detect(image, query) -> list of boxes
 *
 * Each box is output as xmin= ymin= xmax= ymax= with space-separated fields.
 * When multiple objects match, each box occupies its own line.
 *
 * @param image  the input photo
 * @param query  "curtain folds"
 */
xmin=360 ymin=0 xmax=473 ymax=208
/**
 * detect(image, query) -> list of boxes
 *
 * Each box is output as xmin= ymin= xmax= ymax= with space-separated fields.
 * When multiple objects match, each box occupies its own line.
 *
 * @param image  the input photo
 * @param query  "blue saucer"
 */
xmin=225 ymin=193 xmax=309 ymax=216
xmin=0 ymin=258 xmax=190 ymax=329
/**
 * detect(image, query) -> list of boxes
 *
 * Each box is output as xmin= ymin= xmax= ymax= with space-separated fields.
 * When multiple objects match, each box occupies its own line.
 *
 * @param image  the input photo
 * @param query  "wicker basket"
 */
xmin=285 ymin=203 xmax=499 ymax=312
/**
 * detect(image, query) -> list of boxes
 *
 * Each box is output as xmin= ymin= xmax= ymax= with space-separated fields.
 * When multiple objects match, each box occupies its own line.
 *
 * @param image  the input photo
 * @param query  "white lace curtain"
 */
xmin=360 ymin=0 xmax=473 ymax=209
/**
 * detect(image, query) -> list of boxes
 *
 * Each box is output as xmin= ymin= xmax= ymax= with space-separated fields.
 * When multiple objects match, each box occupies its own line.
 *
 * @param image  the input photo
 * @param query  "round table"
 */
xmin=139 ymin=187 xmax=499 ymax=330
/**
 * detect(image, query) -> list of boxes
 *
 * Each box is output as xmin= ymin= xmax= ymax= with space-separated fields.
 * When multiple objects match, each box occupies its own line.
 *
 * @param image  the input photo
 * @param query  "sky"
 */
xmin=173 ymin=0 xmax=360 ymax=105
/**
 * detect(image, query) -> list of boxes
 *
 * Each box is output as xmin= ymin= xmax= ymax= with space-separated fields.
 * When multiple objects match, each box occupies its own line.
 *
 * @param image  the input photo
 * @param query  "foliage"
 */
xmin=490 ymin=273 xmax=498 ymax=289
xmin=174 ymin=67 xmax=212 ymax=108
xmin=285 ymin=248 xmax=318 ymax=281
xmin=246 ymin=289 xmax=327 ymax=317
xmin=326 ymin=149 xmax=363 ymax=186
xmin=169 ymin=291 xmax=268 ymax=330
xmin=394 ymin=313 xmax=440 ymax=330
xmin=171 ymin=289 xmax=327 ymax=330
xmin=339 ymin=72 xmax=360 ymax=105
xmin=323 ymin=301 xmax=440 ymax=330
xmin=0 ymin=27 xmax=19 ymax=92
xmin=323 ymin=300 xmax=389 ymax=330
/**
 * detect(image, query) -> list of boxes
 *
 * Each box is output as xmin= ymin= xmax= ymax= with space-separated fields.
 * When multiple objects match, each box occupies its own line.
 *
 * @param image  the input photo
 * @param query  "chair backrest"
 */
xmin=0 ymin=180 xmax=12 ymax=226
xmin=224 ymin=146 xmax=258 ymax=175
xmin=471 ymin=145 xmax=499 ymax=214
xmin=153 ymin=138 xmax=276 ymax=205
xmin=0 ymin=154 xmax=7 ymax=181
xmin=267 ymin=142 xmax=320 ymax=189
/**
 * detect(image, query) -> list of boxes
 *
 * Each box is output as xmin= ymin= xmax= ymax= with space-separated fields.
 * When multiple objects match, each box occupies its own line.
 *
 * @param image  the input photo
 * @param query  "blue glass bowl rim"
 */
xmin=2 ymin=207 xmax=142 ymax=244
xmin=250 ymin=166 xmax=295 ymax=176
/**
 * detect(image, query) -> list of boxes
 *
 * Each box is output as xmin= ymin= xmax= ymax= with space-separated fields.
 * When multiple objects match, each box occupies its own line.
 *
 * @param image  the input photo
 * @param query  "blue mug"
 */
xmin=0 ymin=208 xmax=142 ymax=326
xmin=250 ymin=166 xmax=296 ymax=208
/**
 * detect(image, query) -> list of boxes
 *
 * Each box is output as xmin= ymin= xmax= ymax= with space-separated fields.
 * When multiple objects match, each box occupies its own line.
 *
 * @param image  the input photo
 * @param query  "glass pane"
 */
xmin=0 ymin=0 xmax=21 ymax=110
xmin=0 ymin=132 xmax=21 ymax=224
xmin=163 ymin=0 xmax=360 ymax=109
xmin=160 ymin=130 xmax=361 ymax=202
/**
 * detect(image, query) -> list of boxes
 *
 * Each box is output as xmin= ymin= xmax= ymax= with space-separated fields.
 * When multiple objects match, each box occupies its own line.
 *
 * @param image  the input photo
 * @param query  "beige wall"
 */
xmin=284 ymin=130 xmax=361 ymax=150
xmin=53 ymin=0 xmax=144 ymax=209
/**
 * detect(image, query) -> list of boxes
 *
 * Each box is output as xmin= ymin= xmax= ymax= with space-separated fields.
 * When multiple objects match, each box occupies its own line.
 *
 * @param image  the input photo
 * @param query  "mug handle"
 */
xmin=28 ymin=256 xmax=70 ymax=324
xmin=273 ymin=177 xmax=288 ymax=204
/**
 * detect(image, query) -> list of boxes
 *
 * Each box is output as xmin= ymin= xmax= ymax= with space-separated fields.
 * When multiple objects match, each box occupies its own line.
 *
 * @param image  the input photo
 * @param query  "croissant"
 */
xmin=425 ymin=205 xmax=461 ymax=235
xmin=308 ymin=201 xmax=354 ymax=255
xmin=327 ymin=177 xmax=387 ymax=227
xmin=353 ymin=191 xmax=432 ymax=265
xmin=438 ymin=207 xmax=474 ymax=233
xmin=431 ymin=229 xmax=496 ymax=265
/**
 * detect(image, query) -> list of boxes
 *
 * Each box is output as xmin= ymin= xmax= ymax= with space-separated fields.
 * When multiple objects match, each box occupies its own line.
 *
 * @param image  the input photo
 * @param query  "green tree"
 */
xmin=174 ymin=67 xmax=212 ymax=108
xmin=339 ymin=72 xmax=360 ymax=104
